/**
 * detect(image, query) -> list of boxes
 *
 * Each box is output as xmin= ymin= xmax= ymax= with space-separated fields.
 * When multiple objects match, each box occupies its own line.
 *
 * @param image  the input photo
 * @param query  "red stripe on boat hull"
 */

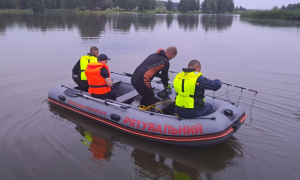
xmin=48 ymin=97 xmax=246 ymax=142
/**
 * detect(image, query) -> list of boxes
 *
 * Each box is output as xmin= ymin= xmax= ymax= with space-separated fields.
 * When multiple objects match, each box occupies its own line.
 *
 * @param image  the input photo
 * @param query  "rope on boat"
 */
xmin=250 ymin=92 xmax=258 ymax=120
xmin=139 ymin=100 xmax=175 ymax=114
xmin=237 ymin=89 xmax=243 ymax=107
xmin=226 ymin=84 xmax=232 ymax=103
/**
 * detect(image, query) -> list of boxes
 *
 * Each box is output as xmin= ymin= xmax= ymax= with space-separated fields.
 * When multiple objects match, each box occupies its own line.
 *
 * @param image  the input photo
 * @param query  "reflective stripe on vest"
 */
xmin=80 ymin=55 xmax=98 ymax=80
xmin=85 ymin=62 xmax=111 ymax=95
xmin=173 ymin=71 xmax=204 ymax=109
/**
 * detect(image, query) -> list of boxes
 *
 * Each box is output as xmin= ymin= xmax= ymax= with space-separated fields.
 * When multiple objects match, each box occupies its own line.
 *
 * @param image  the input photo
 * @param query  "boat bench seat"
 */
xmin=117 ymin=90 xmax=139 ymax=103
xmin=113 ymin=80 xmax=122 ymax=84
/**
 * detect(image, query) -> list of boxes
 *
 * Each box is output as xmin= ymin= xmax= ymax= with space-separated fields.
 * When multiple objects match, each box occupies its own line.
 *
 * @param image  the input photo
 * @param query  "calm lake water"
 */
xmin=0 ymin=12 xmax=300 ymax=180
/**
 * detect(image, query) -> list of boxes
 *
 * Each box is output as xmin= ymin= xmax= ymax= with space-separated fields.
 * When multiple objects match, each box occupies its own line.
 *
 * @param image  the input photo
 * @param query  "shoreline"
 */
xmin=240 ymin=10 xmax=300 ymax=21
xmin=0 ymin=9 xmax=197 ymax=15
xmin=0 ymin=9 xmax=229 ymax=15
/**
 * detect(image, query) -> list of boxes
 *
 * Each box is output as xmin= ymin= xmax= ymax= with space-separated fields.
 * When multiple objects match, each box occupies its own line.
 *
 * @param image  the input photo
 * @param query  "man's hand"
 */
xmin=105 ymin=77 xmax=113 ymax=87
xmin=164 ymin=84 xmax=172 ymax=95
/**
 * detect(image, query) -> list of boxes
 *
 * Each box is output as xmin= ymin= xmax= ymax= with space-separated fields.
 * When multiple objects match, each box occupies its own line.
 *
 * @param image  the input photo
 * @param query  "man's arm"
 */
xmin=197 ymin=76 xmax=222 ymax=91
xmin=161 ymin=60 xmax=170 ymax=87
xmin=105 ymin=78 xmax=113 ymax=87
xmin=153 ymin=72 xmax=162 ymax=78
xmin=72 ymin=60 xmax=80 ymax=75
xmin=100 ymin=68 xmax=113 ymax=87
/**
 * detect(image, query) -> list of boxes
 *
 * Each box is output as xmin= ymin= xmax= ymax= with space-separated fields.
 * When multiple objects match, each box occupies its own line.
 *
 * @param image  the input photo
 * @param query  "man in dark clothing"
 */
xmin=131 ymin=46 xmax=177 ymax=107
xmin=174 ymin=60 xmax=222 ymax=118
xmin=72 ymin=46 xmax=99 ymax=92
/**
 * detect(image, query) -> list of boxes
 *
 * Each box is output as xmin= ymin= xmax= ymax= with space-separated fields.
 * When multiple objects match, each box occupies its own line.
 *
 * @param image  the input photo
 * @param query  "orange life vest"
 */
xmin=85 ymin=62 xmax=111 ymax=95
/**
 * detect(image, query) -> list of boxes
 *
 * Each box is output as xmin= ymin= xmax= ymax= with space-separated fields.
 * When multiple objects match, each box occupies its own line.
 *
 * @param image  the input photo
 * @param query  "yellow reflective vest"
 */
xmin=80 ymin=55 xmax=98 ymax=80
xmin=173 ymin=71 xmax=205 ymax=109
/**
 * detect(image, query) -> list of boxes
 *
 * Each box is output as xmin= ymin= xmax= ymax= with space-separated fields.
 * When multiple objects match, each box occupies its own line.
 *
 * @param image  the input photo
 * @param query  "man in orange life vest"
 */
xmin=85 ymin=54 xmax=116 ymax=100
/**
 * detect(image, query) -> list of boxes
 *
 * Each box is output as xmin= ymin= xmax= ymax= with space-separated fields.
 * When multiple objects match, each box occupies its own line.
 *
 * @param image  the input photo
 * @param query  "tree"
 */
xmin=136 ymin=0 xmax=150 ymax=11
xmin=281 ymin=5 xmax=286 ymax=10
xmin=234 ymin=6 xmax=238 ymax=12
xmin=28 ymin=0 xmax=46 ymax=11
xmin=201 ymin=0 xmax=235 ymax=13
xmin=166 ymin=0 xmax=173 ymax=12
xmin=272 ymin=5 xmax=278 ymax=11
xmin=178 ymin=0 xmax=190 ymax=13
xmin=1 ymin=0 xmax=20 ymax=9
xmin=228 ymin=0 xmax=234 ymax=13
xmin=201 ymin=0 xmax=210 ymax=13
xmin=217 ymin=0 xmax=224 ymax=13
xmin=156 ymin=0 xmax=164 ymax=9
xmin=149 ymin=0 xmax=156 ymax=10
xmin=60 ymin=0 xmax=78 ymax=9
xmin=238 ymin=6 xmax=246 ymax=11
xmin=189 ymin=0 xmax=197 ymax=11
xmin=196 ymin=0 xmax=200 ymax=11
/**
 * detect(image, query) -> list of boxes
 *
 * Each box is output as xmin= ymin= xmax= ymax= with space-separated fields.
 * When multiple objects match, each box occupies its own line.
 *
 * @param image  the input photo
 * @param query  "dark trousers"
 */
xmin=132 ymin=80 xmax=155 ymax=107
xmin=79 ymin=80 xmax=89 ymax=92
xmin=92 ymin=91 xmax=116 ymax=101
xmin=175 ymin=103 xmax=213 ymax=118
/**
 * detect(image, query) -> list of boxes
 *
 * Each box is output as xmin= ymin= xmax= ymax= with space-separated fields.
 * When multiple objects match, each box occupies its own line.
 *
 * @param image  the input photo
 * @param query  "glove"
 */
xmin=164 ymin=84 xmax=172 ymax=95
xmin=155 ymin=96 xmax=162 ymax=103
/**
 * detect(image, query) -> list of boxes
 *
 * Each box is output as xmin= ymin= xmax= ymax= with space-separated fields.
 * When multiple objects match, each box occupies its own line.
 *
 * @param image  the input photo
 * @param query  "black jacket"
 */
xmin=132 ymin=49 xmax=170 ymax=88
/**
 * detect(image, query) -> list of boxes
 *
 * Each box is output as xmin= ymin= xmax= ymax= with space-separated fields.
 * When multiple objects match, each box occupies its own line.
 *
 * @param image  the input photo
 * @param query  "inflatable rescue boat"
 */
xmin=48 ymin=72 xmax=246 ymax=147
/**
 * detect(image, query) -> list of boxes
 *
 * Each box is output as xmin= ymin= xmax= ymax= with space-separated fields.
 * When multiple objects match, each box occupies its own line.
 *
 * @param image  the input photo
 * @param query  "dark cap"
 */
xmin=98 ymin=54 xmax=111 ymax=61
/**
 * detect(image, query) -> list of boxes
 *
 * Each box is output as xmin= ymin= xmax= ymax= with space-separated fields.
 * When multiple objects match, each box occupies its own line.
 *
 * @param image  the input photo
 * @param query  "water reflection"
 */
xmin=166 ymin=15 xmax=173 ymax=29
xmin=177 ymin=15 xmax=199 ymax=31
xmin=49 ymin=103 xmax=243 ymax=179
xmin=77 ymin=14 xmax=107 ymax=38
xmin=0 ymin=12 xmax=236 ymax=38
xmin=76 ymin=127 xmax=113 ymax=163
xmin=200 ymin=14 xmax=234 ymax=32
xmin=133 ymin=15 xmax=165 ymax=31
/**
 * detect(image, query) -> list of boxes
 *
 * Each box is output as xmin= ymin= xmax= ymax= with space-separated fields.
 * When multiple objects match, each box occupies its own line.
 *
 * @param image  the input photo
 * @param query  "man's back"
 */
xmin=132 ymin=50 xmax=169 ymax=87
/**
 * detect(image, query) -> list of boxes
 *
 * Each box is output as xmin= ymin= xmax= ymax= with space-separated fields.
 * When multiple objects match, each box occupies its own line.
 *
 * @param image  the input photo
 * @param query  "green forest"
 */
xmin=240 ymin=3 xmax=300 ymax=21
xmin=0 ymin=0 xmax=235 ymax=13
xmin=200 ymin=0 xmax=234 ymax=13
xmin=1 ymin=0 xmax=300 ymax=14
xmin=0 ymin=0 xmax=158 ymax=11
xmin=280 ymin=3 xmax=300 ymax=11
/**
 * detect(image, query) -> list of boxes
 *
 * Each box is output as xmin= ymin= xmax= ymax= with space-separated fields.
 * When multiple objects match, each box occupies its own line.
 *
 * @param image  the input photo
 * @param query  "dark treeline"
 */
xmin=280 ymin=3 xmax=300 ymax=11
xmin=0 ymin=12 xmax=234 ymax=37
xmin=0 ymin=0 xmax=237 ymax=14
xmin=201 ymin=0 xmax=234 ymax=13
xmin=177 ymin=0 xmax=200 ymax=13
xmin=161 ymin=0 xmax=178 ymax=8
xmin=0 ymin=0 xmax=163 ymax=11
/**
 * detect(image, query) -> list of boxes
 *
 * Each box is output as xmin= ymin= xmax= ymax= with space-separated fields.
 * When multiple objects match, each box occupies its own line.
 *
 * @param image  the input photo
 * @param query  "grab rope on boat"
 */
xmin=169 ymin=71 xmax=259 ymax=119
xmin=226 ymin=84 xmax=232 ymax=103
xmin=121 ymin=71 xmax=259 ymax=119
xmin=250 ymin=92 xmax=258 ymax=120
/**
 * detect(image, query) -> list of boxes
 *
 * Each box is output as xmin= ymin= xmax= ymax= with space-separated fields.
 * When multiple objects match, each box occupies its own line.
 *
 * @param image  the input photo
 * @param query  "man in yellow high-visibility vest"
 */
xmin=173 ymin=60 xmax=222 ymax=118
xmin=72 ymin=46 xmax=99 ymax=92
